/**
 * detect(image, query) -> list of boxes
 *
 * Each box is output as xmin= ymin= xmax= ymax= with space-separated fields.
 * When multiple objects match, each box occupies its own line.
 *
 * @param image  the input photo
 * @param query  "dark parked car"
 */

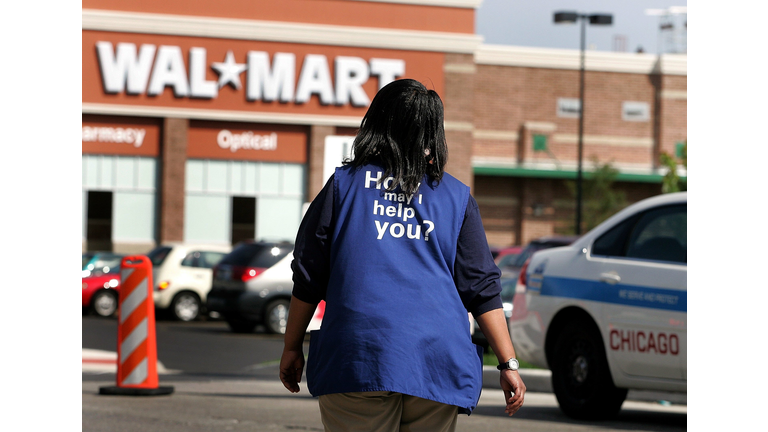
xmin=471 ymin=276 xmax=517 ymax=350
xmin=497 ymin=236 xmax=579 ymax=280
xmin=493 ymin=246 xmax=523 ymax=271
xmin=489 ymin=246 xmax=502 ymax=260
xmin=206 ymin=240 xmax=295 ymax=334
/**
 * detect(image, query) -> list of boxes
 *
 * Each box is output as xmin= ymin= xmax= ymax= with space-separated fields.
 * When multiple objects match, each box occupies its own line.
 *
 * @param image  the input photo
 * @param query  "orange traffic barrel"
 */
xmin=99 ymin=255 xmax=174 ymax=396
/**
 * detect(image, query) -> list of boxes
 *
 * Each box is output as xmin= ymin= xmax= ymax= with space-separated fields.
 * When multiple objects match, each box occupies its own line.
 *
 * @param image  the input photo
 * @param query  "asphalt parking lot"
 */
xmin=83 ymin=316 xmax=685 ymax=431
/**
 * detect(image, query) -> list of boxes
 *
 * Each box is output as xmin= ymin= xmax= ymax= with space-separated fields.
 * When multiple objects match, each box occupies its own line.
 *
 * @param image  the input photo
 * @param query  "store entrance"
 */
xmin=231 ymin=196 xmax=256 ymax=245
xmin=86 ymin=191 xmax=113 ymax=252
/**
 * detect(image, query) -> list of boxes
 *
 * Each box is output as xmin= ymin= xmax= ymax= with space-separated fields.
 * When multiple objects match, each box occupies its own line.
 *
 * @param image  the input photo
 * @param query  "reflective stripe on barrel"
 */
xmin=118 ymin=266 xmax=150 ymax=387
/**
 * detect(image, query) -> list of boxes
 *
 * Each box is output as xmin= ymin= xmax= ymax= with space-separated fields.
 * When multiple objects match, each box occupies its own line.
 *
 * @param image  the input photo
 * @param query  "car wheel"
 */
xmin=264 ymin=298 xmax=290 ymax=334
xmin=172 ymin=292 xmax=201 ymax=322
xmin=551 ymin=319 xmax=628 ymax=420
xmin=225 ymin=316 xmax=258 ymax=333
xmin=91 ymin=290 xmax=118 ymax=317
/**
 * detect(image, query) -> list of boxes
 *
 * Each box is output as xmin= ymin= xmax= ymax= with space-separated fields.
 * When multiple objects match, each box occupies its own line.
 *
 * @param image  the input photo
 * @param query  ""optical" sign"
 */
xmin=217 ymin=130 xmax=277 ymax=153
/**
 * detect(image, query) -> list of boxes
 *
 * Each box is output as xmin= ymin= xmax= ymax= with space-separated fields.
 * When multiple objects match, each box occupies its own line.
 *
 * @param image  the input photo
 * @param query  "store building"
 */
xmin=82 ymin=0 xmax=686 ymax=252
xmin=471 ymin=46 xmax=687 ymax=246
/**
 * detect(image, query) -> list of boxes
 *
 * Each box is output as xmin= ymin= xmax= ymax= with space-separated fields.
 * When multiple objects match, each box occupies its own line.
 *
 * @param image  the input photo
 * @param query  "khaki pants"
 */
xmin=318 ymin=391 xmax=458 ymax=432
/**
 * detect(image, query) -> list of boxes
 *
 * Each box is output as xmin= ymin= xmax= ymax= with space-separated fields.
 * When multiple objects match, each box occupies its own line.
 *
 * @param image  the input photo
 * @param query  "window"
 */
xmin=626 ymin=205 xmax=686 ymax=264
xmin=220 ymin=243 xmax=292 ymax=269
xmin=82 ymin=252 xmax=96 ymax=269
xmin=85 ymin=253 xmax=123 ymax=275
xmin=592 ymin=215 xmax=639 ymax=257
xmin=181 ymin=251 xmax=200 ymax=267
xmin=200 ymin=252 xmax=226 ymax=268
xmin=496 ymin=253 xmax=521 ymax=270
xmin=182 ymin=251 xmax=227 ymax=268
xmin=499 ymin=278 xmax=517 ymax=300
xmin=591 ymin=204 xmax=686 ymax=264
xmin=510 ymin=239 xmax=575 ymax=268
xmin=231 ymin=196 xmax=256 ymax=245
xmin=86 ymin=191 xmax=113 ymax=252
xmin=146 ymin=246 xmax=172 ymax=267
xmin=511 ymin=246 xmax=538 ymax=268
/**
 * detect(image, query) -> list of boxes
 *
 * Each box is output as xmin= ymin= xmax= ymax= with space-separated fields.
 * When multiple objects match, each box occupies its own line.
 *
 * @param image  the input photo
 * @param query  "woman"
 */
xmin=280 ymin=79 xmax=525 ymax=431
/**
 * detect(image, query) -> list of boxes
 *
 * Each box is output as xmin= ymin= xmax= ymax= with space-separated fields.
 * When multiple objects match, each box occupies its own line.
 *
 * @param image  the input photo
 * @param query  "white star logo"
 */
xmin=211 ymin=51 xmax=247 ymax=90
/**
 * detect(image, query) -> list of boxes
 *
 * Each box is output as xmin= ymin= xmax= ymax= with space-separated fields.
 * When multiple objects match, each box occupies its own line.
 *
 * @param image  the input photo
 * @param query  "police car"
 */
xmin=509 ymin=192 xmax=686 ymax=419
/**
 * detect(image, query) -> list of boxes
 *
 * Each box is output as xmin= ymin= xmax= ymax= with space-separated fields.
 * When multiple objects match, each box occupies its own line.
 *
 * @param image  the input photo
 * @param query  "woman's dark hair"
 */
xmin=345 ymin=79 xmax=447 ymax=194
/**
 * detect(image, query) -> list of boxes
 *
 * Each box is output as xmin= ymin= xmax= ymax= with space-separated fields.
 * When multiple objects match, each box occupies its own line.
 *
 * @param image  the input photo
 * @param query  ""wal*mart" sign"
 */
xmin=96 ymin=42 xmax=405 ymax=107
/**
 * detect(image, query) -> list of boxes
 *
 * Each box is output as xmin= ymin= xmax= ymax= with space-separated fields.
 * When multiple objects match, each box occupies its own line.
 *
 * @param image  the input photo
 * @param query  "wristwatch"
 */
xmin=497 ymin=358 xmax=520 ymax=371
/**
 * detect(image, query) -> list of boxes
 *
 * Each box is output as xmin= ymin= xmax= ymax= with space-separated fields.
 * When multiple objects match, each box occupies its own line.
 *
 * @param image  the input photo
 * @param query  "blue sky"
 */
xmin=475 ymin=0 xmax=688 ymax=54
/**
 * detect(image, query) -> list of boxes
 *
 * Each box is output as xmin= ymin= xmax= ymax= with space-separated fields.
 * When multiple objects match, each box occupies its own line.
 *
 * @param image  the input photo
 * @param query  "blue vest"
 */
xmin=306 ymin=163 xmax=483 ymax=414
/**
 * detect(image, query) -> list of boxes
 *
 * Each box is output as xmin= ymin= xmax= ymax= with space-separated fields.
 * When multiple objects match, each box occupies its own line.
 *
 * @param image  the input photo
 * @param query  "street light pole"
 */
xmin=553 ymin=11 xmax=612 ymax=235
xmin=576 ymin=16 xmax=586 ymax=235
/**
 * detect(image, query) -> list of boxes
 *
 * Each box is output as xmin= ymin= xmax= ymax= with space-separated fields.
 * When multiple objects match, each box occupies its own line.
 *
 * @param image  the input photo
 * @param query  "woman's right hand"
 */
xmin=279 ymin=349 xmax=305 ymax=393
xmin=501 ymin=369 xmax=526 ymax=416
xmin=279 ymin=296 xmax=318 ymax=393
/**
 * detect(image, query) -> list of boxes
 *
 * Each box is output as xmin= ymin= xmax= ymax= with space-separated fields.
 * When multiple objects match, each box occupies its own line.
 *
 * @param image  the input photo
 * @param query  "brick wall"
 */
xmin=444 ymin=54 xmax=475 ymax=124
xmin=474 ymin=175 xmax=520 ymax=246
xmin=443 ymin=53 xmax=476 ymax=188
xmin=473 ymin=138 xmax=518 ymax=160
xmin=307 ymin=125 xmax=335 ymax=201
xmin=473 ymin=65 xmax=525 ymax=132
xmin=473 ymin=65 xmax=660 ymax=166
xmin=444 ymin=130 xmax=474 ymax=187
xmin=659 ymin=75 xmax=688 ymax=157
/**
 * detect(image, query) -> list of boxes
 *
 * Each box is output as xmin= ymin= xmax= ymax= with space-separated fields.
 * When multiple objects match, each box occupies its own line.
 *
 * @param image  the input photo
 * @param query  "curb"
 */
xmin=482 ymin=366 xmax=687 ymax=405
xmin=83 ymin=349 xmax=181 ymax=374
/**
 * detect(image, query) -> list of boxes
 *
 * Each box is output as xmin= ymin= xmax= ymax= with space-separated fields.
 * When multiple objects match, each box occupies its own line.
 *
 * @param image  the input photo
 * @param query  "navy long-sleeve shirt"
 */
xmin=291 ymin=174 xmax=503 ymax=317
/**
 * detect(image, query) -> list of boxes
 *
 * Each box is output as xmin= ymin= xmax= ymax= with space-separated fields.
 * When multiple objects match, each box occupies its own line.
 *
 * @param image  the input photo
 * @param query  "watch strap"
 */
xmin=496 ymin=358 xmax=519 ymax=371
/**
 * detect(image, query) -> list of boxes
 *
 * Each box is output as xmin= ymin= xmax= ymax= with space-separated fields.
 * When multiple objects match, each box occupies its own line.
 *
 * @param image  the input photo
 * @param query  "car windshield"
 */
xmin=82 ymin=253 xmax=96 ymax=269
xmin=496 ymin=253 xmax=520 ymax=269
xmin=220 ymin=243 xmax=293 ymax=269
xmin=510 ymin=244 xmax=542 ymax=268
xmin=146 ymin=246 xmax=173 ymax=267
xmin=84 ymin=253 xmax=123 ymax=275
xmin=510 ymin=239 xmax=574 ymax=268
xmin=499 ymin=278 xmax=517 ymax=301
